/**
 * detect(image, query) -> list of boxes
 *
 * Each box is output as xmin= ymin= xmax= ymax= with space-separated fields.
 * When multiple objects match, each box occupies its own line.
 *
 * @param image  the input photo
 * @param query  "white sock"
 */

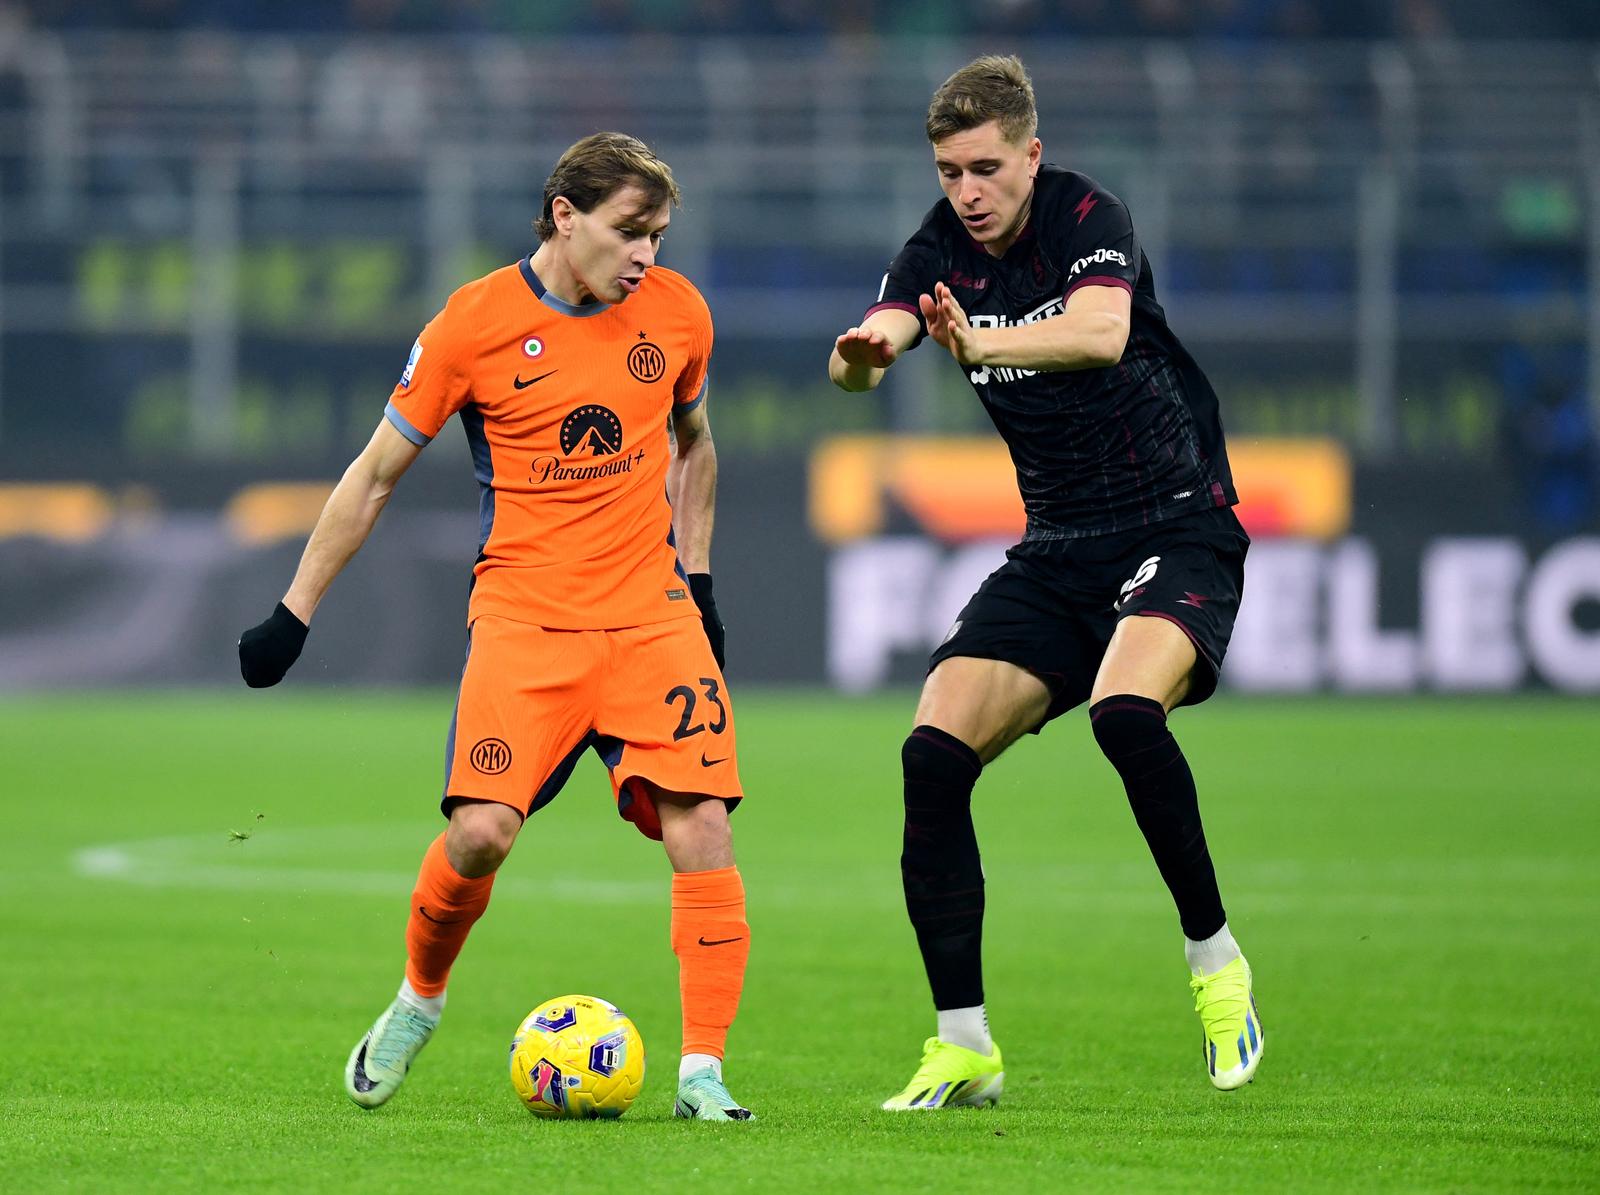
xmin=396 ymin=977 xmax=445 ymax=1021
xmin=937 ymin=1005 xmax=991 ymax=1055
xmin=680 ymin=1052 xmax=722 ymax=1081
xmin=1185 ymin=922 xmax=1243 ymax=977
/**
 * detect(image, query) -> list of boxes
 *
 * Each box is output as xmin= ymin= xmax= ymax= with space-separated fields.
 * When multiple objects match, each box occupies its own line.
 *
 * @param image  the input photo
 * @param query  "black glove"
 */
xmin=688 ymin=573 xmax=725 ymax=670
xmin=238 ymin=601 xmax=309 ymax=688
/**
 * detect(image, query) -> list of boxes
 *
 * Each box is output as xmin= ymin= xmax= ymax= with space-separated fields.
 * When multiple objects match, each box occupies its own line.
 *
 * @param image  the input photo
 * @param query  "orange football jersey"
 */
xmin=385 ymin=257 xmax=712 ymax=630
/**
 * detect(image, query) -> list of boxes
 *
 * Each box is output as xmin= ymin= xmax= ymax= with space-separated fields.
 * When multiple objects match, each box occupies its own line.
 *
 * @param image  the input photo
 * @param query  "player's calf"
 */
xmin=900 ymin=726 xmax=987 ymax=1014
xmin=1090 ymin=696 xmax=1264 ymax=1088
xmin=1088 ymin=695 xmax=1225 ymax=942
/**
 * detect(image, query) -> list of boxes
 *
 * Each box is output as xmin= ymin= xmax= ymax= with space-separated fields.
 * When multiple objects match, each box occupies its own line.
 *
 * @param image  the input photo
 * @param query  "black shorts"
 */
xmin=927 ymin=506 xmax=1249 ymax=725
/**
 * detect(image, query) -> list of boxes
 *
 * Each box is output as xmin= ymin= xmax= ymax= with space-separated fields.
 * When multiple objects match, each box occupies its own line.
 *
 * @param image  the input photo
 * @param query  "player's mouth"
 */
xmin=618 ymin=275 xmax=644 ymax=295
xmin=962 ymin=212 xmax=993 ymax=232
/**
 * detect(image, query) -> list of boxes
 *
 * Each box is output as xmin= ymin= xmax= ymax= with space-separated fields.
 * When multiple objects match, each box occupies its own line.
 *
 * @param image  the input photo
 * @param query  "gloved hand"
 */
xmin=688 ymin=573 xmax=725 ymax=670
xmin=238 ymin=601 xmax=309 ymax=688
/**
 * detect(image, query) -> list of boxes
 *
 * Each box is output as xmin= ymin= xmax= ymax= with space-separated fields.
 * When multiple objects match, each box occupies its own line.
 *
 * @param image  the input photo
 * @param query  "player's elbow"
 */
xmin=1087 ymin=342 xmax=1124 ymax=369
xmin=1085 ymin=322 xmax=1129 ymax=368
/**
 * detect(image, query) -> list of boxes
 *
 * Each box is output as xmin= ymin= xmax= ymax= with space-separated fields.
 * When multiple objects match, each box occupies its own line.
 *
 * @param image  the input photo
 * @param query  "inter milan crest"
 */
xmin=470 ymin=737 xmax=511 ymax=775
xmin=559 ymin=405 xmax=623 ymax=456
xmin=627 ymin=339 xmax=665 ymax=384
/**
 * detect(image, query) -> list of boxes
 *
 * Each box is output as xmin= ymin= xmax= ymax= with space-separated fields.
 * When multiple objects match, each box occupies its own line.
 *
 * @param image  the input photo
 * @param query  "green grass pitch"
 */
xmin=3 ymin=691 xmax=1597 ymax=1192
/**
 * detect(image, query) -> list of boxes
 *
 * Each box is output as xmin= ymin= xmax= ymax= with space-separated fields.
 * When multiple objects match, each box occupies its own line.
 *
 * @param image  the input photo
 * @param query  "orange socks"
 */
xmin=403 ymin=839 xmax=743 ymax=1053
xmin=670 ymin=866 xmax=750 ymax=1058
xmin=404 ymin=832 xmax=495 ymax=998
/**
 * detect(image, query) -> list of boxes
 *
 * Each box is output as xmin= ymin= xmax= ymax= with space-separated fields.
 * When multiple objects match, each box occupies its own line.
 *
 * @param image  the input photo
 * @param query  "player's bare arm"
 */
xmin=282 ymin=418 xmax=423 ymax=622
xmin=924 ymin=280 xmax=1130 ymax=372
xmin=829 ymin=308 xmax=921 ymax=392
xmin=667 ymin=397 xmax=728 ymax=667
xmin=239 ymin=416 xmax=421 ymax=687
xmin=667 ymin=399 xmax=717 ymax=573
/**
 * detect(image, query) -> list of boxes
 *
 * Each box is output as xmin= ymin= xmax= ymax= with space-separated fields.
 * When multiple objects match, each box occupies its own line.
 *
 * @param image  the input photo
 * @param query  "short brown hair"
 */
xmin=534 ymin=132 xmax=681 ymax=241
xmin=925 ymin=54 xmax=1037 ymax=145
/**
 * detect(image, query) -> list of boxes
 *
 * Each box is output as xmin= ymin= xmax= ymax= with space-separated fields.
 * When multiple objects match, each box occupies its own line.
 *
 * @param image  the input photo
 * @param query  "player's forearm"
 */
xmin=668 ymin=435 xmax=717 ymax=573
xmin=281 ymin=463 xmax=396 ymax=621
xmin=829 ymin=350 xmax=885 ymax=392
xmin=973 ymin=311 xmax=1128 ymax=372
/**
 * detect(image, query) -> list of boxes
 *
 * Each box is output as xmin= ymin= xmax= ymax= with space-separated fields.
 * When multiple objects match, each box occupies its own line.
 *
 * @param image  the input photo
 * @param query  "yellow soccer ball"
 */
xmin=508 ymin=994 xmax=646 ymax=1119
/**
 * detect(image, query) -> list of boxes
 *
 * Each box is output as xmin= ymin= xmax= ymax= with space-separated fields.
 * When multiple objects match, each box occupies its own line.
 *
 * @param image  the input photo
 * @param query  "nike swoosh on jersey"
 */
xmin=697 ymin=935 xmax=744 ymax=947
xmin=513 ymin=370 xmax=557 ymax=389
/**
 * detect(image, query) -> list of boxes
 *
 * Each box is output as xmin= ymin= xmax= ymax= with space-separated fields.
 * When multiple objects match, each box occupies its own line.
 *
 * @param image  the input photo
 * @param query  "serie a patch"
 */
xmin=400 ymin=339 xmax=424 ymax=387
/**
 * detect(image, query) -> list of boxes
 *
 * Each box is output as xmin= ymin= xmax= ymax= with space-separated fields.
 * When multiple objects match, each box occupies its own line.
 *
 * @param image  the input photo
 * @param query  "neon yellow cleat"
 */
xmin=1190 ymin=956 xmax=1264 ymax=1091
xmin=881 ymin=1037 xmax=1004 ymax=1110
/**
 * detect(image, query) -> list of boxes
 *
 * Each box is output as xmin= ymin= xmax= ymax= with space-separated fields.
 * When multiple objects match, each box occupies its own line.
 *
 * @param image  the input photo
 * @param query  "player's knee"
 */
xmin=676 ymin=793 xmax=731 ymax=842
xmin=902 ymin=725 xmax=983 ymax=803
xmin=1089 ymin=694 xmax=1170 ymax=766
xmin=445 ymin=800 xmax=520 ymax=876
xmin=657 ymin=790 xmax=735 ymax=869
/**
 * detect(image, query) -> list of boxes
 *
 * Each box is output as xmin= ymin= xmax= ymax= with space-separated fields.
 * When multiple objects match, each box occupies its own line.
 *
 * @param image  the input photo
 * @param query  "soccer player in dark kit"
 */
xmin=828 ymin=55 xmax=1263 ymax=1108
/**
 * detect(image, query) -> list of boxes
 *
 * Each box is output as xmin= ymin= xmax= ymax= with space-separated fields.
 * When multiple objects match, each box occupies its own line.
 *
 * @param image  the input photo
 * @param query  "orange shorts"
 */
xmin=441 ymin=614 xmax=742 ymax=839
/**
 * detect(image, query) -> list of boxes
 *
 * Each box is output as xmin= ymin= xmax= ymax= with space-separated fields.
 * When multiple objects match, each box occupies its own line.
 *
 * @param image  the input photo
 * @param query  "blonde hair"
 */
xmin=534 ymin=132 xmax=681 ymax=241
xmin=926 ymin=54 xmax=1037 ymax=145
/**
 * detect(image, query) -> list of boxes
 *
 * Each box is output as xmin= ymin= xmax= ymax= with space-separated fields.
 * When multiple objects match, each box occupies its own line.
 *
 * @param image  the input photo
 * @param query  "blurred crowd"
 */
xmin=0 ymin=0 xmax=1592 ymax=523
xmin=5 ymin=0 xmax=1598 ymax=40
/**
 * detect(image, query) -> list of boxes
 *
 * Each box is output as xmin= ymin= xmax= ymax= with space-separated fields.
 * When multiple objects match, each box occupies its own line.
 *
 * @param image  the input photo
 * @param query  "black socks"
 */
xmin=901 ymin=725 xmax=986 ymax=1010
xmin=1090 ymin=694 xmax=1226 ymax=940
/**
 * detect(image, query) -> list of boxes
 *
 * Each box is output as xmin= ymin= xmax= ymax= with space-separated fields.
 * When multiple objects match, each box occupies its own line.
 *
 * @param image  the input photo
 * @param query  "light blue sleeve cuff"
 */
xmin=384 ymin=401 xmax=433 ymax=446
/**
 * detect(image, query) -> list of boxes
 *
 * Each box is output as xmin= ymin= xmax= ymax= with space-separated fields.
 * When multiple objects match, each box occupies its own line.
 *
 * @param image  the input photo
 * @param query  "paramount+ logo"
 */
xmin=470 ymin=737 xmax=512 ymax=775
xmin=560 ymin=404 xmax=624 ymax=456
xmin=529 ymin=404 xmax=645 ymax=485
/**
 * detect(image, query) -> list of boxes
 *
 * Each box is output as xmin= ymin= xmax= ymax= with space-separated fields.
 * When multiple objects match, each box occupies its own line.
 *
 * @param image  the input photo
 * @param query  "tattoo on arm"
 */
xmin=671 ymin=401 xmax=710 ymax=450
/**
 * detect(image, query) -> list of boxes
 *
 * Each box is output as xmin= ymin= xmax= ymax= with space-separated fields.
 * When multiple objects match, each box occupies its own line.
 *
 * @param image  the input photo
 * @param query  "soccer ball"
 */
xmin=508 ymin=994 xmax=646 ymax=1119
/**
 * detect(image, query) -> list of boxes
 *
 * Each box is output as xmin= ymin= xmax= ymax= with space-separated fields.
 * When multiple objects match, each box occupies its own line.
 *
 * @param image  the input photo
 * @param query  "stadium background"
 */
xmin=1 ymin=0 xmax=1598 ymax=691
xmin=2 ymin=4 xmax=1598 ymax=1192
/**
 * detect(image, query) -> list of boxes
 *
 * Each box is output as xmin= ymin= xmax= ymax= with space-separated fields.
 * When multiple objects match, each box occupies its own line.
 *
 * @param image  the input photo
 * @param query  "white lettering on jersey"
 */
xmin=878 ymin=273 xmax=889 ymax=303
xmin=966 ymin=296 xmax=1068 ymax=386
xmin=1068 ymin=248 xmax=1130 ymax=278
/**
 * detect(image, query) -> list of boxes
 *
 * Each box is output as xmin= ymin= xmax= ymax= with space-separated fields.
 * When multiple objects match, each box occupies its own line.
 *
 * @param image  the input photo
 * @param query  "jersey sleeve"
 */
xmin=1057 ymin=184 xmax=1141 ymax=302
xmin=383 ymin=299 xmax=473 ymax=446
xmin=674 ymin=285 xmax=714 ymax=411
xmin=862 ymin=209 xmax=942 ymax=348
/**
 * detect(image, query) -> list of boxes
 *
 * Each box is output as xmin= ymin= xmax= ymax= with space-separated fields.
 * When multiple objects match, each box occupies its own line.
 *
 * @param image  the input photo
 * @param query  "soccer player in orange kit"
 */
xmin=237 ymin=133 xmax=753 ymax=1121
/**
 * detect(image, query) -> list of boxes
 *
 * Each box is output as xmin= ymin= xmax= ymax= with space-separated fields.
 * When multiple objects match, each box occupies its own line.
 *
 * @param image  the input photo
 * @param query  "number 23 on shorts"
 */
xmin=665 ymin=677 xmax=728 ymax=741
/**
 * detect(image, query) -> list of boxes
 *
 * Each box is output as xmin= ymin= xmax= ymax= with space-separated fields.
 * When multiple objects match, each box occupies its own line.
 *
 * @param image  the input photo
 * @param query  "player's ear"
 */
xmin=551 ymin=195 xmax=576 ymax=237
xmin=1026 ymin=137 xmax=1041 ymax=177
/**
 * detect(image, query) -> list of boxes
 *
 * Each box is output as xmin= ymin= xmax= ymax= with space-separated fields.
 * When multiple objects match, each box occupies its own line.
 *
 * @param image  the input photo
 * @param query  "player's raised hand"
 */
xmin=238 ymin=601 xmax=309 ymax=687
xmin=834 ymin=325 xmax=901 ymax=369
xmin=922 ymin=282 xmax=984 ymax=367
